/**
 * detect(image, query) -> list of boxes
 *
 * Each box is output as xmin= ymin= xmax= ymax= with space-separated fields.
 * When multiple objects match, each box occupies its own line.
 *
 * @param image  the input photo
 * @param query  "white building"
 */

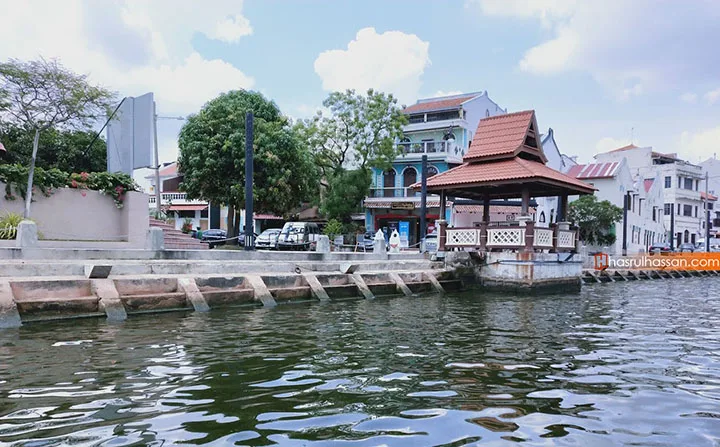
xmin=567 ymin=159 xmax=665 ymax=254
xmin=595 ymin=145 xmax=704 ymax=247
xmin=534 ymin=128 xmax=577 ymax=227
xmin=147 ymin=162 xmax=210 ymax=231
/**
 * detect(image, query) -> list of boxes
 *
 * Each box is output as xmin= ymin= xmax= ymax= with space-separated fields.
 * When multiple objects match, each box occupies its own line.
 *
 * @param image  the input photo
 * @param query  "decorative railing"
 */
xmin=441 ymin=222 xmax=578 ymax=253
xmin=148 ymin=192 xmax=207 ymax=205
xmin=396 ymin=140 xmax=464 ymax=157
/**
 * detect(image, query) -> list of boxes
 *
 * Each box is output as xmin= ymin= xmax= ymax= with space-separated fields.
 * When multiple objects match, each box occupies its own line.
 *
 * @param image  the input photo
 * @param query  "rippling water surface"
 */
xmin=1 ymin=279 xmax=720 ymax=446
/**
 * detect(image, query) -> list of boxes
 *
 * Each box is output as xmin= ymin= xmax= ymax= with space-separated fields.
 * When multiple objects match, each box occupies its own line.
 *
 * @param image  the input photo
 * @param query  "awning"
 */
xmin=168 ymin=204 xmax=208 ymax=211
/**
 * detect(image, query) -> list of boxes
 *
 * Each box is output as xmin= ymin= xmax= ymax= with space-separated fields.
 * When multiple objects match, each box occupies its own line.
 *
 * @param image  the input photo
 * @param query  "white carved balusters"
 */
xmin=486 ymin=228 xmax=525 ymax=247
xmin=446 ymin=228 xmax=479 ymax=247
xmin=533 ymin=228 xmax=554 ymax=248
xmin=557 ymin=230 xmax=576 ymax=249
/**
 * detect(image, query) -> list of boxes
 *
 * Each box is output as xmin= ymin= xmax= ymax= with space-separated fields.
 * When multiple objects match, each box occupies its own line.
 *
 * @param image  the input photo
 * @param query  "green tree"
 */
xmin=568 ymin=195 xmax=624 ymax=245
xmin=0 ymin=58 xmax=115 ymax=218
xmin=0 ymin=124 xmax=106 ymax=173
xmin=296 ymin=89 xmax=407 ymax=222
xmin=178 ymin=90 xmax=319 ymax=238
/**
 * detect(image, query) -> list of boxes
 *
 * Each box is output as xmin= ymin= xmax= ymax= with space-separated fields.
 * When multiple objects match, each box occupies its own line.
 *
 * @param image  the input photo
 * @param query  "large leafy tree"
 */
xmin=568 ymin=195 xmax=624 ymax=245
xmin=178 ymin=90 xmax=319 ymax=237
xmin=0 ymin=58 xmax=115 ymax=217
xmin=296 ymin=89 xmax=407 ymax=221
xmin=0 ymin=124 xmax=106 ymax=173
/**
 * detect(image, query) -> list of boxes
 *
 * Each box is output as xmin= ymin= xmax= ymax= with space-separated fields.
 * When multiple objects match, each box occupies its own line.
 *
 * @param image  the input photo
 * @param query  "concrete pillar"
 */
xmin=303 ymin=274 xmax=330 ymax=301
xmin=177 ymin=277 xmax=210 ymax=312
xmin=483 ymin=193 xmax=490 ymax=223
xmin=245 ymin=275 xmax=277 ymax=307
xmin=145 ymin=227 xmax=165 ymax=251
xmin=423 ymin=272 xmax=445 ymax=295
xmin=351 ymin=273 xmax=374 ymax=299
xmin=316 ymin=235 xmax=330 ymax=253
xmin=15 ymin=220 xmax=38 ymax=248
xmin=559 ymin=194 xmax=569 ymax=221
xmin=0 ymin=281 xmax=22 ymax=328
xmin=389 ymin=272 xmax=413 ymax=296
xmin=438 ymin=220 xmax=448 ymax=251
xmin=91 ymin=279 xmax=127 ymax=322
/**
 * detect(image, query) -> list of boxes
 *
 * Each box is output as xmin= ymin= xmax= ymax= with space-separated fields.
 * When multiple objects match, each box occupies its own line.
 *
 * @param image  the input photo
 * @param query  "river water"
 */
xmin=1 ymin=279 xmax=719 ymax=446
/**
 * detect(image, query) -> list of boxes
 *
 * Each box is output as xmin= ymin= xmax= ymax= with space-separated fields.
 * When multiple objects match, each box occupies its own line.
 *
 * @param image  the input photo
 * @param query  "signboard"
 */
xmin=399 ymin=221 xmax=410 ymax=248
xmin=391 ymin=202 xmax=414 ymax=210
xmin=107 ymin=92 xmax=155 ymax=175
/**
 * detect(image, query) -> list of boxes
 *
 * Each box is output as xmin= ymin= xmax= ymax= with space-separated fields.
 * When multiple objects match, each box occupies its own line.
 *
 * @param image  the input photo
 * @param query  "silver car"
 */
xmin=255 ymin=228 xmax=281 ymax=250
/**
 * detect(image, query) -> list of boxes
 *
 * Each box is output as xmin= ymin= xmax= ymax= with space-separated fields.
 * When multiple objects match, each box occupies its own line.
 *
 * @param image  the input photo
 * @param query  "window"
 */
xmin=485 ymin=109 xmax=490 ymax=117
xmin=683 ymin=204 xmax=693 ymax=217
xmin=710 ymin=203 xmax=714 ymax=210
xmin=678 ymin=176 xmax=682 ymax=188
xmin=638 ymin=198 xmax=643 ymax=216
xmin=664 ymin=176 xmax=671 ymax=188
xmin=684 ymin=178 xmax=694 ymax=190
xmin=408 ymin=114 xmax=424 ymax=124
xmin=382 ymin=169 xmax=396 ymax=197
xmin=695 ymin=206 xmax=698 ymax=217
xmin=664 ymin=203 xmax=672 ymax=215
xmin=425 ymin=165 xmax=439 ymax=178
xmin=539 ymin=211 xmax=546 ymax=223
xmin=653 ymin=207 xmax=656 ymax=221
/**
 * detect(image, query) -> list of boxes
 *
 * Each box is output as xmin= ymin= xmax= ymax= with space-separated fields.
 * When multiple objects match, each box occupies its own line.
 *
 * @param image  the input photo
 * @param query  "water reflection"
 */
xmin=0 ymin=278 xmax=719 ymax=445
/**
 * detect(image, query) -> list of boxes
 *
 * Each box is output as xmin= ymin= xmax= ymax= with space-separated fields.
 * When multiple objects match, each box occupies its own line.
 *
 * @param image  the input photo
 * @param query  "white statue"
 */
xmin=374 ymin=229 xmax=385 ymax=241
xmin=389 ymin=229 xmax=401 ymax=253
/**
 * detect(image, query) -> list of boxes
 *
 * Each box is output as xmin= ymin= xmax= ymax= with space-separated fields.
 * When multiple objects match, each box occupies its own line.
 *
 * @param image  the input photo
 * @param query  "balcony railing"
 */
xmin=368 ymin=187 xmax=416 ymax=198
xmin=148 ymin=192 xmax=206 ymax=205
xmin=440 ymin=221 xmax=578 ymax=253
xmin=396 ymin=140 xmax=463 ymax=157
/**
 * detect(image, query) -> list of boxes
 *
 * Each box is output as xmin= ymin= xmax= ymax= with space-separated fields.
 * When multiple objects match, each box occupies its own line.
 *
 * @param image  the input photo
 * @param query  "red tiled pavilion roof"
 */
xmin=402 ymin=93 xmax=478 ymax=114
xmin=463 ymin=110 xmax=547 ymax=163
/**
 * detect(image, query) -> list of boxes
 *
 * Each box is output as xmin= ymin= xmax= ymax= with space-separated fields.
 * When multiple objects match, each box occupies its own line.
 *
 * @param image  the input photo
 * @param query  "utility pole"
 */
xmin=153 ymin=102 xmax=162 ymax=216
xmin=706 ymin=171 xmax=710 ymax=252
xmin=622 ymin=192 xmax=629 ymax=256
xmin=420 ymin=155 xmax=428 ymax=245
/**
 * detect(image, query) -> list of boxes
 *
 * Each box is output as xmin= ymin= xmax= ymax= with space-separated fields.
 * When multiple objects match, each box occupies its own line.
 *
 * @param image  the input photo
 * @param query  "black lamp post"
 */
xmin=244 ymin=112 xmax=255 ymax=251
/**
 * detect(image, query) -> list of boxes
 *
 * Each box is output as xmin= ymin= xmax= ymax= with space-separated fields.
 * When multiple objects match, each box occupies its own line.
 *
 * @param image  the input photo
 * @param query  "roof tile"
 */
xmin=402 ymin=93 xmax=478 ymax=114
xmin=463 ymin=110 xmax=544 ymax=162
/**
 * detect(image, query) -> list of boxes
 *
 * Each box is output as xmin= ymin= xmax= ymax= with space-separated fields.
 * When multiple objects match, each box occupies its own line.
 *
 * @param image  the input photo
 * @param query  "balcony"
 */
xmin=367 ymin=187 xmax=438 ymax=198
xmin=396 ymin=140 xmax=464 ymax=160
xmin=148 ymin=192 xmax=207 ymax=206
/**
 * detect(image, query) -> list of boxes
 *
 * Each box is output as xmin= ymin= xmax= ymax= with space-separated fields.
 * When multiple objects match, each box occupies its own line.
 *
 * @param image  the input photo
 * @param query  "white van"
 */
xmin=277 ymin=222 xmax=320 ymax=251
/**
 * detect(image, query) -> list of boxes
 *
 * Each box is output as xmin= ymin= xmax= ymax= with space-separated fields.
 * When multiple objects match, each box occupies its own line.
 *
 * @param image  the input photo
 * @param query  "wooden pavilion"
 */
xmin=415 ymin=110 xmax=594 ymax=252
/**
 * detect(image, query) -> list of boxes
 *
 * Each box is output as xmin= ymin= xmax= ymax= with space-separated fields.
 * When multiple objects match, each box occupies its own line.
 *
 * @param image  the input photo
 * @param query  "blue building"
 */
xmin=364 ymin=91 xmax=507 ymax=246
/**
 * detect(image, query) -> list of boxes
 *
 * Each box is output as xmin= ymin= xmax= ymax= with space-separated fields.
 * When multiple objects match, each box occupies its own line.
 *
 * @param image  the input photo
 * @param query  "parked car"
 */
xmin=678 ymin=242 xmax=695 ymax=253
xmin=201 ymin=229 xmax=227 ymax=249
xmin=277 ymin=222 xmax=320 ymax=251
xmin=358 ymin=231 xmax=375 ymax=251
xmin=649 ymin=242 xmax=672 ymax=255
xmin=255 ymin=228 xmax=281 ymax=250
xmin=421 ymin=232 xmax=438 ymax=253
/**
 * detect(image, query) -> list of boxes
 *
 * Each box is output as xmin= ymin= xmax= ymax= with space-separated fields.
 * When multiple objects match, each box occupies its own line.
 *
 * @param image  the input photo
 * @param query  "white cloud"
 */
xmin=0 ymin=0 xmax=254 ymax=115
xmin=314 ymin=27 xmax=431 ymax=104
xmin=680 ymin=92 xmax=698 ymax=104
xmin=680 ymin=126 xmax=720 ymax=161
xmin=471 ymin=0 xmax=720 ymax=99
xmin=595 ymin=137 xmax=633 ymax=154
xmin=704 ymin=88 xmax=720 ymax=105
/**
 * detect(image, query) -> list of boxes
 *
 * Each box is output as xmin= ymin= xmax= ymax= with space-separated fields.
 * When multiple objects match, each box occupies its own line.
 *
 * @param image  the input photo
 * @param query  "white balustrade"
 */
xmin=534 ymin=228 xmax=554 ymax=248
xmin=557 ymin=230 xmax=576 ymax=248
xmin=487 ymin=228 xmax=525 ymax=247
xmin=446 ymin=228 xmax=479 ymax=246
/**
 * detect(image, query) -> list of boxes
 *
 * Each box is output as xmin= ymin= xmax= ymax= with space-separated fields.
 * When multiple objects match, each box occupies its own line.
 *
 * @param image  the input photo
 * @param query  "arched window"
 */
xmin=425 ymin=165 xmax=438 ymax=178
xmin=684 ymin=229 xmax=690 ymax=243
xmin=539 ymin=211 xmax=546 ymax=223
xmin=403 ymin=167 xmax=417 ymax=191
xmin=485 ymin=109 xmax=490 ymax=117
xmin=383 ymin=169 xmax=396 ymax=198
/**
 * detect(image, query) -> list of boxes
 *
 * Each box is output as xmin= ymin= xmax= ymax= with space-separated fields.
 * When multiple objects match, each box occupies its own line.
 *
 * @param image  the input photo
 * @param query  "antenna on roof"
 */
xmin=631 ymin=127 xmax=634 ymax=144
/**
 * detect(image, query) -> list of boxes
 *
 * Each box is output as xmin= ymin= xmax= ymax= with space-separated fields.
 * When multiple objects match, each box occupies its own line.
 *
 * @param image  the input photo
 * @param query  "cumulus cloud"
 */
xmin=680 ymin=126 xmax=720 ymax=161
xmin=470 ymin=0 xmax=720 ymax=99
xmin=0 ymin=0 xmax=254 ymax=115
xmin=314 ymin=27 xmax=431 ymax=104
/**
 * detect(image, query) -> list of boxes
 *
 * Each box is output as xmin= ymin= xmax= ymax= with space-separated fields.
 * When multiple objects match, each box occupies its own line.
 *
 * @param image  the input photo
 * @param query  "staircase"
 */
xmin=149 ymin=218 xmax=208 ymax=250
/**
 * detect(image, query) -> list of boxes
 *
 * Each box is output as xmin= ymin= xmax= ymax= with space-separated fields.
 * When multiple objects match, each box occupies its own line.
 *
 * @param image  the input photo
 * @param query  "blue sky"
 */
xmin=1 ymin=0 xmax=719 ymax=175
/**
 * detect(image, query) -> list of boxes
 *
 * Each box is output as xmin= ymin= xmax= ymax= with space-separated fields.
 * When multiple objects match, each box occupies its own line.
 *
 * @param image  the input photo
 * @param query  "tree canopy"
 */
xmin=0 ymin=124 xmax=106 ymax=173
xmin=296 ymin=89 xmax=406 ymax=222
xmin=0 ymin=58 xmax=115 ymax=217
xmin=178 ymin=90 xmax=319 ymax=219
xmin=568 ymin=195 xmax=624 ymax=246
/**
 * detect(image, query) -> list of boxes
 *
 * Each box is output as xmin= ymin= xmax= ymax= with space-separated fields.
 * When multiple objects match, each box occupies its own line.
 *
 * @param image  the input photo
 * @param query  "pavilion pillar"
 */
xmin=559 ymin=194 xmax=569 ymax=221
xmin=482 ymin=193 xmax=490 ymax=223
xmin=438 ymin=189 xmax=447 ymax=251
xmin=521 ymin=188 xmax=530 ymax=215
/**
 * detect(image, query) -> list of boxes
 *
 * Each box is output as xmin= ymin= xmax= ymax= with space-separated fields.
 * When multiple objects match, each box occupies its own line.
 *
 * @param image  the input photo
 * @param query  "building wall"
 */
xmin=0 ymin=183 xmax=148 ymax=248
xmin=461 ymin=92 xmax=507 ymax=146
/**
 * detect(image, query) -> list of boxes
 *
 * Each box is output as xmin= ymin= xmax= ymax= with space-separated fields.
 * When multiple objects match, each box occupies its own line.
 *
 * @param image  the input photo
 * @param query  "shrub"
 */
xmin=323 ymin=219 xmax=343 ymax=238
xmin=0 ymin=212 xmax=24 ymax=239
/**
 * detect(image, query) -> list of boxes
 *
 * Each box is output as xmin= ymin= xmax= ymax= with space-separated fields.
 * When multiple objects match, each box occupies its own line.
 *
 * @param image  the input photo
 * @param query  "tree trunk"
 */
xmin=24 ymin=128 xmax=40 ymax=219
xmin=226 ymin=204 xmax=236 ymax=239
